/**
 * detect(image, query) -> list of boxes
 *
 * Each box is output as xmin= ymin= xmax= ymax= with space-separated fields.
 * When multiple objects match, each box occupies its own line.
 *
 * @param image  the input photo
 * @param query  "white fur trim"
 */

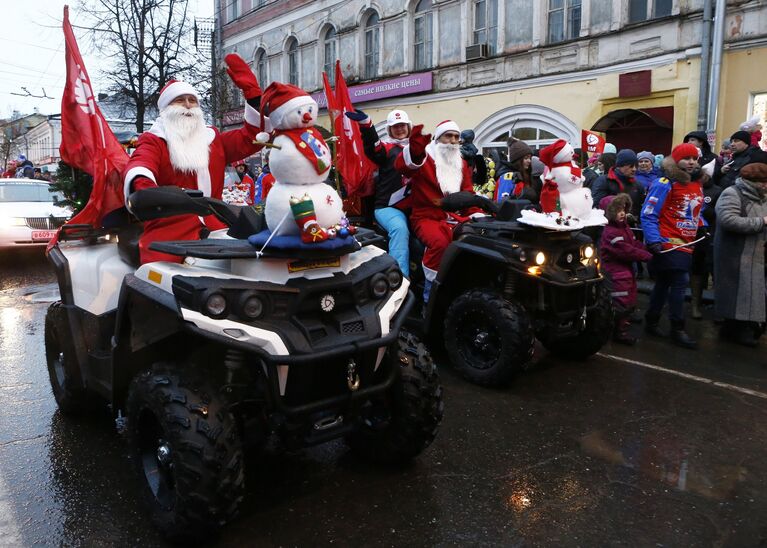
xmin=268 ymin=95 xmax=315 ymax=129
xmin=196 ymin=168 xmax=211 ymax=197
xmin=256 ymin=131 xmax=271 ymax=143
xmin=244 ymin=103 xmax=273 ymax=132
xmin=124 ymin=166 xmax=157 ymax=210
xmin=553 ymin=143 xmax=574 ymax=164
xmin=433 ymin=120 xmax=460 ymax=141
xmin=158 ymin=81 xmax=200 ymax=112
xmin=402 ymin=144 xmax=426 ymax=169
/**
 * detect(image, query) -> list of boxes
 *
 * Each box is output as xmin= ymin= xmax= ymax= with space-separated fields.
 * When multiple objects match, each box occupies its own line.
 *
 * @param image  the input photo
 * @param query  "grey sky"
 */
xmin=1 ymin=0 xmax=213 ymax=118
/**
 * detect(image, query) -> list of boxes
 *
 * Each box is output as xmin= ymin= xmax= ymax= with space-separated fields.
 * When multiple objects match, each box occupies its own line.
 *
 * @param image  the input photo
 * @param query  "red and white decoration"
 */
xmin=259 ymin=82 xmax=346 ymax=238
xmin=518 ymin=139 xmax=607 ymax=230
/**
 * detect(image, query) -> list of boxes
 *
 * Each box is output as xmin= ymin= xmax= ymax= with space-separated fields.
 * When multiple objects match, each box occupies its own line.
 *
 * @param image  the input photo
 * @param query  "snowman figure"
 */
xmin=257 ymin=82 xmax=347 ymax=242
xmin=519 ymin=139 xmax=606 ymax=230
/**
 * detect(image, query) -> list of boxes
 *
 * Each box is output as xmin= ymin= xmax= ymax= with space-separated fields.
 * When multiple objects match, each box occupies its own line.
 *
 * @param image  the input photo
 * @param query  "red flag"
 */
xmin=581 ymin=129 xmax=606 ymax=156
xmin=54 ymin=5 xmax=128 ymax=249
xmin=331 ymin=61 xmax=375 ymax=198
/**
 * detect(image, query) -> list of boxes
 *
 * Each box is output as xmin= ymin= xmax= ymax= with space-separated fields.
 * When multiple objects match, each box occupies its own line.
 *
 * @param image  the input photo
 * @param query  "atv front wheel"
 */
xmin=347 ymin=330 xmax=443 ymax=464
xmin=444 ymin=290 xmax=534 ymax=387
xmin=44 ymin=301 xmax=88 ymax=415
xmin=126 ymin=364 xmax=244 ymax=542
xmin=540 ymin=285 xmax=613 ymax=360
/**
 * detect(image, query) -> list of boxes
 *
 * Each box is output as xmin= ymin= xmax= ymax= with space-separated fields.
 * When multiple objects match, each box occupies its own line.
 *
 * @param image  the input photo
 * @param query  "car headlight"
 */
xmin=239 ymin=292 xmax=264 ymax=320
xmin=0 ymin=215 xmax=26 ymax=228
xmin=203 ymin=291 xmax=228 ymax=318
xmin=513 ymin=248 xmax=527 ymax=262
xmin=370 ymin=273 xmax=389 ymax=299
xmin=535 ymin=251 xmax=546 ymax=265
xmin=582 ymin=245 xmax=595 ymax=259
xmin=387 ymin=269 xmax=403 ymax=290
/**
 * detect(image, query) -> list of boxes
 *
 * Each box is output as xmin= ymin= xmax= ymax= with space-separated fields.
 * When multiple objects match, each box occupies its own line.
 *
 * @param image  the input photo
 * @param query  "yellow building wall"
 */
xmin=715 ymin=47 xmax=767 ymax=145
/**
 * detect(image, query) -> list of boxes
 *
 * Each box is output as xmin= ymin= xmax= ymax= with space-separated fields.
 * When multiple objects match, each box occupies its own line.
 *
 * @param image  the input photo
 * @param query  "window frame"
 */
xmin=254 ymin=48 xmax=267 ymax=88
xmin=471 ymin=0 xmax=498 ymax=55
xmin=363 ymin=11 xmax=381 ymax=80
xmin=229 ymin=0 xmax=240 ymax=22
xmin=547 ymin=0 xmax=581 ymax=44
xmin=413 ymin=0 xmax=433 ymax=71
xmin=286 ymin=38 xmax=299 ymax=86
xmin=628 ymin=0 xmax=672 ymax=24
xmin=323 ymin=26 xmax=338 ymax=82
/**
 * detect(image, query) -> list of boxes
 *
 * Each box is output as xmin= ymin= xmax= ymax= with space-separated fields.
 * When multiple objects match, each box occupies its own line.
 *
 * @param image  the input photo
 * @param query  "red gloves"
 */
xmin=408 ymin=124 xmax=431 ymax=163
xmin=224 ymin=53 xmax=262 ymax=101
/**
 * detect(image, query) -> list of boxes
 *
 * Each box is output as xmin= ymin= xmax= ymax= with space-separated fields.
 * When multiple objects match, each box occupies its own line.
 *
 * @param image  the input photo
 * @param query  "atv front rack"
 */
xmin=150 ymin=227 xmax=384 ymax=260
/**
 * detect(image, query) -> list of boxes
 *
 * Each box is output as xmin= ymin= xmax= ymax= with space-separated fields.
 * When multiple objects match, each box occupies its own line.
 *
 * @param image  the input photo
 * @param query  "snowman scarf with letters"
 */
xmin=272 ymin=127 xmax=331 ymax=175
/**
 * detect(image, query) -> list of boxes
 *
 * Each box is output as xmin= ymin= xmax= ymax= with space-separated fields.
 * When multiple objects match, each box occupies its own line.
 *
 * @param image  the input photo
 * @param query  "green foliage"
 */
xmin=51 ymin=161 xmax=93 ymax=213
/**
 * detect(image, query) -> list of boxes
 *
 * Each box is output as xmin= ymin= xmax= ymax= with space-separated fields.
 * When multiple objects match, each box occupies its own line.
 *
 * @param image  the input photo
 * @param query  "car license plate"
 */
xmin=31 ymin=230 xmax=56 ymax=242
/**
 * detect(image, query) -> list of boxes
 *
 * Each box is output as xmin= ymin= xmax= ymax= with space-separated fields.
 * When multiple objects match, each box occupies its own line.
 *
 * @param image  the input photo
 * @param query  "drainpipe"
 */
xmin=706 ymin=0 xmax=728 ymax=140
xmin=697 ymin=0 xmax=713 ymax=130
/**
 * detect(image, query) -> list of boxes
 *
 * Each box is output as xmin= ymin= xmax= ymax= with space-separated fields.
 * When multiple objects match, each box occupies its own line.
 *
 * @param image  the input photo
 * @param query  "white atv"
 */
xmin=44 ymin=186 xmax=443 ymax=541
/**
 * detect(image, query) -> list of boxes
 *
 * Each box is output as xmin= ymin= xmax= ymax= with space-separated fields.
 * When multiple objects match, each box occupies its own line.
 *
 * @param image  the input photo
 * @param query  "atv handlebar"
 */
xmin=440 ymin=191 xmax=499 ymax=215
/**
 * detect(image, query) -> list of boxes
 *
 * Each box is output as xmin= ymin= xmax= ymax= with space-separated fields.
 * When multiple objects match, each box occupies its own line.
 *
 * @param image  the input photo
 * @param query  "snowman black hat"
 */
xmin=257 ymin=82 xmax=317 ymax=142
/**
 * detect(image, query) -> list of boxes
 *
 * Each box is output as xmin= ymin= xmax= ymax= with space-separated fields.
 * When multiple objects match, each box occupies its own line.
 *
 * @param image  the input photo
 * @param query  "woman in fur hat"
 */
xmin=599 ymin=194 xmax=653 ymax=344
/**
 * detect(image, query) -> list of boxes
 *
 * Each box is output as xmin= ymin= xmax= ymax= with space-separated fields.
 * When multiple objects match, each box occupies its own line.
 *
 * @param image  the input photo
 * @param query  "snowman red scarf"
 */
xmin=273 ymin=127 xmax=331 ymax=174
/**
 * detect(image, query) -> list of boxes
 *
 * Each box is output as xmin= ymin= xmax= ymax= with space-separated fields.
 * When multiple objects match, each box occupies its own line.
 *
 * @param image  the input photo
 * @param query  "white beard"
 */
xmin=433 ymin=142 xmax=463 ymax=195
xmin=161 ymin=105 xmax=210 ymax=173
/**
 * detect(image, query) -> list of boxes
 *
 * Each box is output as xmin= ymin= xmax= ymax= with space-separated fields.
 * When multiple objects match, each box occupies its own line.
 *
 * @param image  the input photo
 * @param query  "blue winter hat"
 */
xmin=637 ymin=151 xmax=655 ymax=162
xmin=654 ymin=154 xmax=664 ymax=168
xmin=603 ymin=143 xmax=617 ymax=154
xmin=615 ymin=149 xmax=638 ymax=167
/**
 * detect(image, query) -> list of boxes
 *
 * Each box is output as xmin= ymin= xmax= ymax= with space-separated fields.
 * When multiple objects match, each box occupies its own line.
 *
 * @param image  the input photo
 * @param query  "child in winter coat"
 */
xmin=599 ymin=194 xmax=653 ymax=344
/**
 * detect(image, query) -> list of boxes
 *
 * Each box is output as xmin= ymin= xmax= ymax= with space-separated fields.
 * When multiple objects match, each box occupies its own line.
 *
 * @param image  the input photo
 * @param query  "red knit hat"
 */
xmin=671 ymin=143 xmax=700 ymax=163
xmin=157 ymin=80 xmax=199 ymax=111
xmin=259 ymin=82 xmax=316 ymax=135
xmin=539 ymin=139 xmax=571 ymax=167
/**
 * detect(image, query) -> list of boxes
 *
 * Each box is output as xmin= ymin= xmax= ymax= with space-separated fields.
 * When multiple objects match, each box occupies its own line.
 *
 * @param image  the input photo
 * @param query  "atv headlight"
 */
xmin=203 ymin=291 xmax=228 ymax=318
xmin=239 ymin=292 xmax=264 ymax=320
xmin=582 ymin=245 xmax=595 ymax=260
xmin=535 ymin=251 xmax=546 ymax=265
xmin=387 ymin=269 xmax=403 ymax=290
xmin=513 ymin=247 xmax=527 ymax=262
xmin=370 ymin=273 xmax=389 ymax=299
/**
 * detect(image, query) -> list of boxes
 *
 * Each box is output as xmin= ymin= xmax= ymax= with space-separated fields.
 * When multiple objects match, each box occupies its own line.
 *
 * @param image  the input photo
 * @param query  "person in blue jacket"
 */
xmin=634 ymin=150 xmax=659 ymax=190
xmin=640 ymin=143 xmax=705 ymax=349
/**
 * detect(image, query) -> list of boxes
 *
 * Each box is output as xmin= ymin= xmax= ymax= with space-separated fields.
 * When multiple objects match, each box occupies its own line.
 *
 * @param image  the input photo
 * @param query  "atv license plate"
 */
xmin=288 ymin=257 xmax=341 ymax=273
xmin=31 ymin=230 xmax=57 ymax=242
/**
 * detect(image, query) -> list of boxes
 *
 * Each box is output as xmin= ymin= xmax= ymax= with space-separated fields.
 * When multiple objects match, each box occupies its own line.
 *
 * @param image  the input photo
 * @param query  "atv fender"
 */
xmin=424 ymin=241 xmax=510 ymax=332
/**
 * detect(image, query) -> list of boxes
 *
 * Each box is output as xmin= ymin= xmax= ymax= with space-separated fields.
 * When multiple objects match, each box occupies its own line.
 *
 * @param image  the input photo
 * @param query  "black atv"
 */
xmin=406 ymin=193 xmax=612 ymax=387
xmin=44 ymin=187 xmax=443 ymax=541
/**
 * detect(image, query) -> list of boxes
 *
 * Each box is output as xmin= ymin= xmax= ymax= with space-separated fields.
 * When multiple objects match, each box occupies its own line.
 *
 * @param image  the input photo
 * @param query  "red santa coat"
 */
xmin=394 ymin=144 xmax=478 ymax=279
xmin=125 ymin=120 xmax=261 ymax=263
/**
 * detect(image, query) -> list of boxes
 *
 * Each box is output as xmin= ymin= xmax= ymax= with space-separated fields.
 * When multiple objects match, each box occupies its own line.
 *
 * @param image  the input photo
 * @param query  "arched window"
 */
xmin=286 ymin=38 xmax=299 ymax=86
xmin=254 ymin=48 xmax=267 ymax=87
xmin=323 ymin=26 xmax=337 ymax=82
xmin=413 ymin=0 xmax=433 ymax=71
xmin=363 ymin=12 xmax=380 ymax=79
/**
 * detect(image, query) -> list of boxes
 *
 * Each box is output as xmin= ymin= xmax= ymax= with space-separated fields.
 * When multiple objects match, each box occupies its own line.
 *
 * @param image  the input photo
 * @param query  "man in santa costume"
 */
xmin=395 ymin=120 xmax=480 ymax=301
xmin=124 ymin=55 xmax=265 ymax=263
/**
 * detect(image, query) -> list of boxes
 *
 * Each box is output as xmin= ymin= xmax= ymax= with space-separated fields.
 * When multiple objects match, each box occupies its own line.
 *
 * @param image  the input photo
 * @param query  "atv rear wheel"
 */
xmin=540 ymin=285 xmax=613 ymax=360
xmin=444 ymin=290 xmax=534 ymax=387
xmin=347 ymin=330 xmax=443 ymax=464
xmin=44 ymin=301 xmax=88 ymax=415
xmin=126 ymin=364 xmax=244 ymax=542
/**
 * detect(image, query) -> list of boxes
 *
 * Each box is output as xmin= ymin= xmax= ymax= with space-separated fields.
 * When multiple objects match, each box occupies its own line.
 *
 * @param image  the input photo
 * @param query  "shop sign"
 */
xmin=312 ymin=72 xmax=433 ymax=109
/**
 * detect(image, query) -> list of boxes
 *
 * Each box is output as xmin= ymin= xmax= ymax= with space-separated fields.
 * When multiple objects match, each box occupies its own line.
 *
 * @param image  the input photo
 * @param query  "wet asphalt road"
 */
xmin=1 ymin=247 xmax=767 ymax=546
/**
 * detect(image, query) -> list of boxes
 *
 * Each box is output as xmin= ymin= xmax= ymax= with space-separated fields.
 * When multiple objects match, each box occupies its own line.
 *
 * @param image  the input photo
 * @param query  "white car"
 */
xmin=0 ymin=179 xmax=72 ymax=248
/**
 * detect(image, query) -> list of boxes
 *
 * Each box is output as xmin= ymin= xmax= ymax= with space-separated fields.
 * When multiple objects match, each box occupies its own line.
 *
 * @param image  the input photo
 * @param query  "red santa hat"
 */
xmin=257 ymin=81 xmax=316 ymax=141
xmin=157 ymin=80 xmax=200 ymax=112
xmin=433 ymin=120 xmax=460 ymax=141
xmin=538 ymin=139 xmax=573 ymax=167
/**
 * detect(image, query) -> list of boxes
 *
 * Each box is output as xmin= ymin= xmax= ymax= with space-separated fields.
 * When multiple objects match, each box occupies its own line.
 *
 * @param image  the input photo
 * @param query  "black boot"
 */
xmin=734 ymin=321 xmax=760 ymax=347
xmin=670 ymin=321 xmax=697 ymax=349
xmin=645 ymin=313 xmax=665 ymax=337
xmin=613 ymin=315 xmax=636 ymax=345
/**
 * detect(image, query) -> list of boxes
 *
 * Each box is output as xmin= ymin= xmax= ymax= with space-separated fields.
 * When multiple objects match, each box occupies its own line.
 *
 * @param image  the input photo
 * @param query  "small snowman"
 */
xmin=519 ymin=139 xmax=606 ymax=230
xmin=256 ymin=82 xmax=348 ymax=242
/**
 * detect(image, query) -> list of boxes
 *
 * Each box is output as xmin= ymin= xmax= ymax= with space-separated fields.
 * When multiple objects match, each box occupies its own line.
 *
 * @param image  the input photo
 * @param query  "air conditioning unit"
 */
xmin=465 ymin=43 xmax=489 ymax=61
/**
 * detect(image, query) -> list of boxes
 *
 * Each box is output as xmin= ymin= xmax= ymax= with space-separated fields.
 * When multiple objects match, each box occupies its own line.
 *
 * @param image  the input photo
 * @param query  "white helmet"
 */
xmin=386 ymin=109 xmax=411 ymax=126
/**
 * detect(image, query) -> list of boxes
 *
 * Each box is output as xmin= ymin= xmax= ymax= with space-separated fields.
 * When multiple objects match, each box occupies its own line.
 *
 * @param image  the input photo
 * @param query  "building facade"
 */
xmin=218 ymin=0 xmax=767 ymax=156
